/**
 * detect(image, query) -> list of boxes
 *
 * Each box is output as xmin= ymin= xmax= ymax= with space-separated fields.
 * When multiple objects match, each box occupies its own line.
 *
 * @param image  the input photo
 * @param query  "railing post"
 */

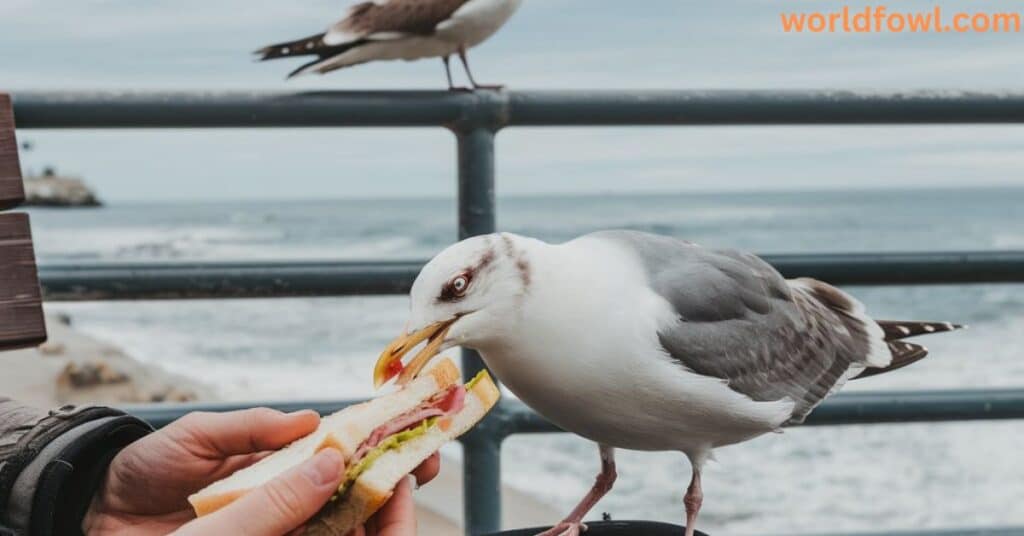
xmin=456 ymin=123 xmax=502 ymax=535
xmin=455 ymin=125 xmax=497 ymax=387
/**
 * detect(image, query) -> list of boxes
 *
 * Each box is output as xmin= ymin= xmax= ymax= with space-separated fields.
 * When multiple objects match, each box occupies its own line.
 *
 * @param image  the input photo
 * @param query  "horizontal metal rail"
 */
xmin=498 ymin=388 xmax=1024 ymax=435
xmin=38 ymin=260 xmax=421 ymax=300
xmin=12 ymin=90 xmax=1024 ymax=130
xmin=121 ymin=387 xmax=1024 ymax=432
xmin=36 ymin=250 xmax=1024 ymax=301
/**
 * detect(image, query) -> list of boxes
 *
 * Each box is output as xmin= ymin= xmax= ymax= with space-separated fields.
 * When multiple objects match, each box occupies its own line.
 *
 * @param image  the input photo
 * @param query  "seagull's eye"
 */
xmin=440 ymin=273 xmax=471 ymax=302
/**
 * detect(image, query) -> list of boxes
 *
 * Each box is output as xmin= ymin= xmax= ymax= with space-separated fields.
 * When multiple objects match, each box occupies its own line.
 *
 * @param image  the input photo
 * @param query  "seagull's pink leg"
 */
xmin=537 ymin=445 xmax=616 ymax=536
xmin=684 ymin=467 xmax=703 ymax=536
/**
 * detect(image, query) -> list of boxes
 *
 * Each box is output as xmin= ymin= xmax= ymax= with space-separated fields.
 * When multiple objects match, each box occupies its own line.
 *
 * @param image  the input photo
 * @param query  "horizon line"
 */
xmin=58 ymin=182 xmax=1024 ymax=206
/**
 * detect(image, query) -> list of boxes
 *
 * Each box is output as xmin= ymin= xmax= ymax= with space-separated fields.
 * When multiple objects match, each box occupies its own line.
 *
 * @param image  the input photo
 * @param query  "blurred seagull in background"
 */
xmin=256 ymin=0 xmax=523 ymax=89
xmin=375 ymin=230 xmax=963 ymax=536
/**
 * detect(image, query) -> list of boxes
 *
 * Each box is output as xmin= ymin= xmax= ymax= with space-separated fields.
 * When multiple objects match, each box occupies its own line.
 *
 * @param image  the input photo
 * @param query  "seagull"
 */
xmin=374 ymin=230 xmax=963 ymax=536
xmin=255 ymin=0 xmax=523 ymax=89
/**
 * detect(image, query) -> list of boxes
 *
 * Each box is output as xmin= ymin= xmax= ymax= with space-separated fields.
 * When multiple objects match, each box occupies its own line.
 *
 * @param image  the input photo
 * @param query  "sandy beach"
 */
xmin=0 ymin=313 xmax=558 ymax=534
xmin=0 ymin=313 xmax=215 ymax=408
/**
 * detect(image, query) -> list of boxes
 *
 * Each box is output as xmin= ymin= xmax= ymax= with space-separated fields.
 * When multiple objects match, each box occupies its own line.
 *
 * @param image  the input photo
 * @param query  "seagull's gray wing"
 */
xmin=326 ymin=0 xmax=474 ymax=44
xmin=594 ymin=230 xmax=887 ymax=424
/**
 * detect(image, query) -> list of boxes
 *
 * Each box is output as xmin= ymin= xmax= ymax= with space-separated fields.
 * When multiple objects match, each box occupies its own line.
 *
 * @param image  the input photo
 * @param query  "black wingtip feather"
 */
xmin=286 ymin=59 xmax=323 ymax=79
xmin=853 ymin=320 xmax=964 ymax=380
xmin=877 ymin=320 xmax=963 ymax=341
xmin=255 ymin=32 xmax=328 ymax=62
xmin=854 ymin=340 xmax=929 ymax=380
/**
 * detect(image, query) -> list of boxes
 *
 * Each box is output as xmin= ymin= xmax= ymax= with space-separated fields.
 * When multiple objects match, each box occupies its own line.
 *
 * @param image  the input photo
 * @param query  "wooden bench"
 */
xmin=0 ymin=93 xmax=47 ymax=351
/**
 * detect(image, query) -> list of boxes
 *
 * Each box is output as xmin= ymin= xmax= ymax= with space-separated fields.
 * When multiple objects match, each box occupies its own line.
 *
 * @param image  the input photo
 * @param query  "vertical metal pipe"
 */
xmin=461 ymin=432 xmax=504 ymax=536
xmin=456 ymin=129 xmax=497 ymax=246
xmin=456 ymin=126 xmax=502 ymax=535
xmin=456 ymin=126 xmax=497 ymax=383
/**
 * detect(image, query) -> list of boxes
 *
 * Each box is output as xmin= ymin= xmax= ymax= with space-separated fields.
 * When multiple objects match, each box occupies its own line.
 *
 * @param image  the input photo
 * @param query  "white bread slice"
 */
xmin=305 ymin=372 xmax=500 ymax=536
xmin=188 ymin=357 xmax=462 ymax=517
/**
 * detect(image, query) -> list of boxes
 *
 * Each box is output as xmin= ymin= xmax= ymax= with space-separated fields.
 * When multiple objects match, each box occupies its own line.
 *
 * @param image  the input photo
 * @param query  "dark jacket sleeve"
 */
xmin=0 ymin=398 xmax=153 ymax=536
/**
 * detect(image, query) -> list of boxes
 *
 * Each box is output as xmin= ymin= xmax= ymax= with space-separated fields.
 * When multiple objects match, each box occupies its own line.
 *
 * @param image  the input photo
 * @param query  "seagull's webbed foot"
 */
xmin=537 ymin=521 xmax=586 ymax=536
xmin=447 ymin=86 xmax=473 ymax=92
xmin=471 ymin=83 xmax=505 ymax=91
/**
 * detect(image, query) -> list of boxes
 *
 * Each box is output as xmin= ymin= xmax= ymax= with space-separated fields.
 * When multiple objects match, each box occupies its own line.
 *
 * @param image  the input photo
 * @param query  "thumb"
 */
xmin=178 ymin=449 xmax=345 ymax=536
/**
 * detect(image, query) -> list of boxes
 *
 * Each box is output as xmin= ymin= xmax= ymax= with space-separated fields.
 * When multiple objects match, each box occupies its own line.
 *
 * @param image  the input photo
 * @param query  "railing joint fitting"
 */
xmin=447 ymin=89 xmax=510 ymax=134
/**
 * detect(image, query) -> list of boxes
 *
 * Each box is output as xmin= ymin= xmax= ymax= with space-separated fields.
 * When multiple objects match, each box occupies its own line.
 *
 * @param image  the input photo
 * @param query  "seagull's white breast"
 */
xmin=436 ymin=0 xmax=523 ymax=48
xmin=475 ymin=236 xmax=794 ymax=458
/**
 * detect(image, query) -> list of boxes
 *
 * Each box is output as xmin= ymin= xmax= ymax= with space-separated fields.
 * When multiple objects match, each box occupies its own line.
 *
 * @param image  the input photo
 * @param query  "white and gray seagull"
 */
xmin=256 ymin=0 xmax=523 ymax=88
xmin=374 ymin=231 xmax=962 ymax=536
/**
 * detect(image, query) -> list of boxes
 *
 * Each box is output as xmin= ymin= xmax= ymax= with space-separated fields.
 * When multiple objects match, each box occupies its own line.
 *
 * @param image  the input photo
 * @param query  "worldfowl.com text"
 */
xmin=781 ymin=6 xmax=1021 ymax=33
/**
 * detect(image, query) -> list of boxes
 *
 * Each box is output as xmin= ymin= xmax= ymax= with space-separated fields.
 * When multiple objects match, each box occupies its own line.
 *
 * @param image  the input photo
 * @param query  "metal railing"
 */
xmin=13 ymin=90 xmax=1024 ymax=536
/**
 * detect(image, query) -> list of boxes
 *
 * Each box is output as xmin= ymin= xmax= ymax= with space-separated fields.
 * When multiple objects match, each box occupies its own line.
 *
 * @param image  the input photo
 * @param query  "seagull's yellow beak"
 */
xmin=374 ymin=319 xmax=457 ymax=389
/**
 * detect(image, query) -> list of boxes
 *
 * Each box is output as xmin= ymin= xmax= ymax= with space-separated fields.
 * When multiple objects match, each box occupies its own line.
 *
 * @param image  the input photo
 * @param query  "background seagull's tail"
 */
xmin=853 ymin=320 xmax=964 ymax=379
xmin=255 ymin=34 xmax=368 ymax=78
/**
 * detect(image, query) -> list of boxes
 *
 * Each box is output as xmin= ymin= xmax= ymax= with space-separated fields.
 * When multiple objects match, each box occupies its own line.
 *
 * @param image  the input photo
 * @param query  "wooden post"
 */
xmin=0 ymin=93 xmax=46 ymax=351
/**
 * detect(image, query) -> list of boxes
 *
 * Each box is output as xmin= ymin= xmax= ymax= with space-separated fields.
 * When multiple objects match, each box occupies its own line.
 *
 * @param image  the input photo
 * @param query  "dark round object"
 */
xmin=483 ymin=520 xmax=706 ymax=536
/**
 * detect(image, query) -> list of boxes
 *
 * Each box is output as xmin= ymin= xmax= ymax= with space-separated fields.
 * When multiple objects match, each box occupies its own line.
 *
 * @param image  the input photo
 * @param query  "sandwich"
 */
xmin=187 ymin=357 xmax=499 ymax=535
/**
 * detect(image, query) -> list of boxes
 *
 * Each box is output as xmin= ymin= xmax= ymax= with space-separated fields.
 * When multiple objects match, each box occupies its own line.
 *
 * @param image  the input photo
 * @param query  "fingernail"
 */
xmin=410 ymin=474 xmax=420 ymax=490
xmin=307 ymin=449 xmax=343 ymax=486
xmin=289 ymin=409 xmax=319 ymax=418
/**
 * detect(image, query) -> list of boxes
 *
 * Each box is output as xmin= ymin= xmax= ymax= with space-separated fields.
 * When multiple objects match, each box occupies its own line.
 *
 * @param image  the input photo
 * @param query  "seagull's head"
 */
xmin=373 ymin=233 xmax=534 ymax=388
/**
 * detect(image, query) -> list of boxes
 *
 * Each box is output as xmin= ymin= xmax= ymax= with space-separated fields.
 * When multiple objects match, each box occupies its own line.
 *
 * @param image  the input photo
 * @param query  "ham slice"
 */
xmin=351 ymin=385 xmax=467 ymax=463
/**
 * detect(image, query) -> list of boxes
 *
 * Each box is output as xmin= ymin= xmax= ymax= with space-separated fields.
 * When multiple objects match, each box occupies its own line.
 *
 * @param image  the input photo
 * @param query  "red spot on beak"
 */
xmin=385 ymin=359 xmax=404 ymax=383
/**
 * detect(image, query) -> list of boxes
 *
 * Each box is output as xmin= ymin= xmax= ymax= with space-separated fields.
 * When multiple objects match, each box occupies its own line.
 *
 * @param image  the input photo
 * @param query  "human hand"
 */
xmin=346 ymin=474 xmax=430 ymax=536
xmin=83 ymin=408 xmax=440 ymax=536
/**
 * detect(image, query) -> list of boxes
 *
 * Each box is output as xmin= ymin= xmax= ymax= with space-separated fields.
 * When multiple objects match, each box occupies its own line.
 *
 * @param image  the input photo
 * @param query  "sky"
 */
xmin=2 ymin=0 xmax=1023 ymax=201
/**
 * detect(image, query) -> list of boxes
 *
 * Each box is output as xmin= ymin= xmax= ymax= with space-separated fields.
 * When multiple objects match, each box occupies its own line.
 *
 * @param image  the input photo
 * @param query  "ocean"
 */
xmin=28 ymin=187 xmax=1024 ymax=534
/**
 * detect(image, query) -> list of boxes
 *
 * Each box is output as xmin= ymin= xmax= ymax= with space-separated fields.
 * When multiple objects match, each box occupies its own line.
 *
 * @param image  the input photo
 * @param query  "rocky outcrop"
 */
xmin=23 ymin=169 xmax=102 ymax=207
